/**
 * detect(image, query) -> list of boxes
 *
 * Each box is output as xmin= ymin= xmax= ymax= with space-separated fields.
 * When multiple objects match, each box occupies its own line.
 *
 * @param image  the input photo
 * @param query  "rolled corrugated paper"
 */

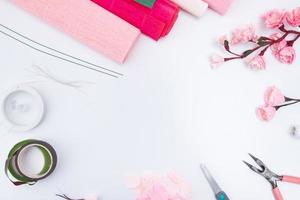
xmin=202 ymin=0 xmax=233 ymax=15
xmin=11 ymin=0 xmax=140 ymax=63
xmin=170 ymin=0 xmax=208 ymax=17
xmin=92 ymin=0 xmax=179 ymax=41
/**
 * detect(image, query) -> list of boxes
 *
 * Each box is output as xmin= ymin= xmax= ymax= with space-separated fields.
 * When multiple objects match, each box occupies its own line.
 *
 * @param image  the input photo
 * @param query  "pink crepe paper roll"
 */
xmin=92 ymin=0 xmax=179 ymax=41
xmin=11 ymin=0 xmax=141 ymax=63
xmin=170 ymin=0 xmax=208 ymax=17
xmin=202 ymin=0 xmax=233 ymax=15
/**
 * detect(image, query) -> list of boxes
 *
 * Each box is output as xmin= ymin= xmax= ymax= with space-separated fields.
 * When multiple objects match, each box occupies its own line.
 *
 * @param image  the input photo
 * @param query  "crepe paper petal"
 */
xmin=135 ymin=0 xmax=157 ymax=8
xmin=128 ymin=173 xmax=192 ymax=200
xmin=11 ymin=0 xmax=140 ymax=63
xmin=148 ymin=184 xmax=169 ymax=200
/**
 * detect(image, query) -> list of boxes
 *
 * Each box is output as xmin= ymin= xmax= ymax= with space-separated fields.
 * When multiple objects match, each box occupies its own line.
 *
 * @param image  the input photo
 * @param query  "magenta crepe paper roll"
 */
xmin=91 ymin=0 xmax=179 ymax=41
xmin=202 ymin=0 xmax=233 ymax=15
xmin=11 ymin=0 xmax=141 ymax=63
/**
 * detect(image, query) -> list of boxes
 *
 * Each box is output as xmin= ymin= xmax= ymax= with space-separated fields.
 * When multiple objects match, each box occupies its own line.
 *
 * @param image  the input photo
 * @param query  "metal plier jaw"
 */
xmin=243 ymin=154 xmax=283 ymax=188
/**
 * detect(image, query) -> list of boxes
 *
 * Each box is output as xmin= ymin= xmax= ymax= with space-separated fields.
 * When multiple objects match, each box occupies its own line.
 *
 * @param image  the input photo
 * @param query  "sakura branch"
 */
xmin=256 ymin=86 xmax=300 ymax=121
xmin=210 ymin=7 xmax=300 ymax=70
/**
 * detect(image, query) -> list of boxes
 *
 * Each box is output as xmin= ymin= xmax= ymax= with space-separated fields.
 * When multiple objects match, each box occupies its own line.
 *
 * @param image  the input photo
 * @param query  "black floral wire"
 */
xmin=0 ymin=24 xmax=121 ymax=78
xmin=0 ymin=24 xmax=123 ymax=77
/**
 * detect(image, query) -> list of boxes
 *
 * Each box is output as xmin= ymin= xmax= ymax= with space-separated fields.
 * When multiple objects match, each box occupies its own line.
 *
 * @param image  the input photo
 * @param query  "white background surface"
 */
xmin=0 ymin=0 xmax=300 ymax=199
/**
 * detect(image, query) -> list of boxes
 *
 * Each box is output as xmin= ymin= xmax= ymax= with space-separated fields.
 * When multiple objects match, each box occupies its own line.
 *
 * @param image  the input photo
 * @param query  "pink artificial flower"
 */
xmin=241 ymin=25 xmax=258 ymax=42
xmin=256 ymin=105 xmax=276 ymax=121
xmin=230 ymin=28 xmax=243 ymax=45
xmin=146 ymin=184 xmax=169 ymax=200
xmin=277 ymin=46 xmax=296 ymax=64
xmin=218 ymin=35 xmax=228 ymax=45
xmin=262 ymin=9 xmax=286 ymax=28
xmin=127 ymin=173 xmax=192 ymax=200
xmin=270 ymin=33 xmax=287 ymax=56
xmin=264 ymin=86 xmax=285 ymax=106
xmin=230 ymin=25 xmax=257 ymax=45
xmin=286 ymin=7 xmax=300 ymax=27
xmin=245 ymin=56 xmax=266 ymax=70
xmin=210 ymin=54 xmax=224 ymax=69
xmin=166 ymin=172 xmax=192 ymax=200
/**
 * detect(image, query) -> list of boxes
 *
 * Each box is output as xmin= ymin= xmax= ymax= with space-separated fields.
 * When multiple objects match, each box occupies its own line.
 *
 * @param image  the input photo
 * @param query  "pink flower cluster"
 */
xmin=256 ymin=86 xmax=300 ymax=121
xmin=126 ymin=172 xmax=192 ymax=200
xmin=210 ymin=7 xmax=300 ymax=70
xmin=230 ymin=25 xmax=258 ymax=45
xmin=262 ymin=8 xmax=300 ymax=28
xmin=269 ymin=33 xmax=296 ymax=64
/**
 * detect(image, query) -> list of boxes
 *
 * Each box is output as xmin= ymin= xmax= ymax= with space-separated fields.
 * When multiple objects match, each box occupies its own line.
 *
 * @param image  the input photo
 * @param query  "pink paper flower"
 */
xmin=264 ymin=86 xmax=285 ymax=106
xmin=145 ymin=184 xmax=169 ymax=200
xmin=210 ymin=54 xmax=224 ymax=69
xmin=241 ymin=25 xmax=258 ymax=42
xmin=256 ymin=105 xmax=276 ymax=121
xmin=230 ymin=28 xmax=243 ymax=45
xmin=230 ymin=25 xmax=257 ymax=45
xmin=277 ymin=46 xmax=296 ymax=64
xmin=245 ymin=56 xmax=266 ymax=70
xmin=127 ymin=173 xmax=192 ymax=200
xmin=286 ymin=7 xmax=300 ymax=27
xmin=262 ymin=9 xmax=286 ymax=28
xmin=270 ymin=33 xmax=287 ymax=56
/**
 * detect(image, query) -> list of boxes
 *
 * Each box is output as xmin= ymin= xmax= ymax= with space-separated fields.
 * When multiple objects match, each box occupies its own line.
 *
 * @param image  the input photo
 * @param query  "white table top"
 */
xmin=0 ymin=0 xmax=300 ymax=199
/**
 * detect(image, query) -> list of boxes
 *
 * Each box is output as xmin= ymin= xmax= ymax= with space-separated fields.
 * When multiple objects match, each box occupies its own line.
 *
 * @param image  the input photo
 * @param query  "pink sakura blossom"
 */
xmin=256 ymin=86 xmax=300 ymax=122
xmin=264 ymin=86 xmax=285 ymax=106
xmin=230 ymin=25 xmax=257 ymax=45
xmin=210 ymin=54 xmax=224 ymax=69
xmin=276 ymin=46 xmax=296 ymax=64
xmin=245 ymin=56 xmax=266 ymax=70
xmin=126 ymin=173 xmax=192 ymax=200
xmin=286 ymin=7 xmax=300 ymax=27
xmin=144 ymin=184 xmax=169 ymax=200
xmin=269 ymin=33 xmax=287 ymax=57
xmin=256 ymin=105 xmax=276 ymax=121
xmin=262 ymin=9 xmax=286 ymax=28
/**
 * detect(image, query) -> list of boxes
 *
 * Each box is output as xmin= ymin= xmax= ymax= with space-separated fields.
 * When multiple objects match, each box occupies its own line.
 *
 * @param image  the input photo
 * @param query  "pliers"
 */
xmin=244 ymin=153 xmax=300 ymax=200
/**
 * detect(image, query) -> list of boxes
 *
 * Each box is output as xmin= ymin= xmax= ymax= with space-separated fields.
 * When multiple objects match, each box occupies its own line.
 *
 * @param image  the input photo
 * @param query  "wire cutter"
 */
xmin=243 ymin=153 xmax=300 ymax=200
xmin=200 ymin=164 xmax=230 ymax=200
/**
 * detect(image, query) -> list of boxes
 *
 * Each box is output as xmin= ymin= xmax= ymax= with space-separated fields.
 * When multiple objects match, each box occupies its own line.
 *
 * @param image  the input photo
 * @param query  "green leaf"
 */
xmin=257 ymin=41 xmax=269 ymax=46
xmin=242 ymin=49 xmax=254 ymax=57
xmin=257 ymin=36 xmax=271 ymax=46
xmin=258 ymin=36 xmax=271 ymax=42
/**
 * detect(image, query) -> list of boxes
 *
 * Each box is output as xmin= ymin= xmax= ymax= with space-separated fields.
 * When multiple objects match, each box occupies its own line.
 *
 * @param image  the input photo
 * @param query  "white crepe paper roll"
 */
xmin=170 ymin=0 xmax=208 ymax=17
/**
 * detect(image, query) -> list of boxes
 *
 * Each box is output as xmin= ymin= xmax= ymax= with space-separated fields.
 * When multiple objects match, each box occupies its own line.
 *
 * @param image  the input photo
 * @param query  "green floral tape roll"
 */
xmin=5 ymin=139 xmax=57 ymax=186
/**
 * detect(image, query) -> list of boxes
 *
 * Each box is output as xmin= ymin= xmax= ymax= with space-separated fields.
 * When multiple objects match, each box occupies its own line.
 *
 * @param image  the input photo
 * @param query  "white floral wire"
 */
xmin=28 ymin=65 xmax=95 ymax=90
